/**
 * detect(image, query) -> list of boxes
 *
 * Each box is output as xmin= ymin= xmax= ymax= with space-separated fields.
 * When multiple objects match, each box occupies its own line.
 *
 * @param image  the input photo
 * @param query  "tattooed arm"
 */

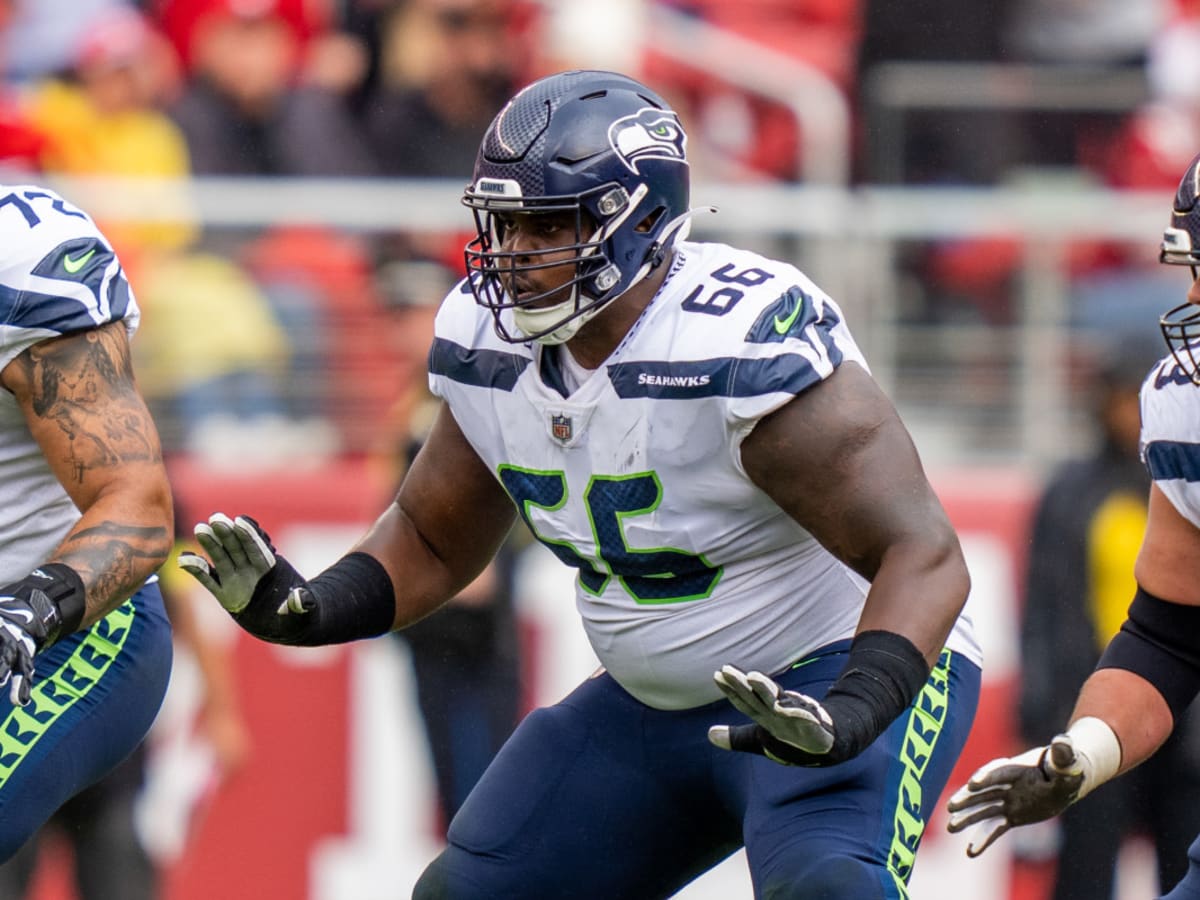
xmin=0 ymin=320 xmax=173 ymax=626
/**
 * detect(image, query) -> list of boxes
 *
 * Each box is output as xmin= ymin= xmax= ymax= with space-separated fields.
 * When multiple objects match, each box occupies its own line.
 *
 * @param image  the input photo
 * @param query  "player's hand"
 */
xmin=945 ymin=736 xmax=1084 ymax=857
xmin=707 ymin=665 xmax=838 ymax=766
xmin=179 ymin=513 xmax=313 ymax=644
xmin=0 ymin=598 xmax=44 ymax=706
xmin=180 ymin=513 xmax=279 ymax=614
xmin=0 ymin=575 xmax=74 ymax=706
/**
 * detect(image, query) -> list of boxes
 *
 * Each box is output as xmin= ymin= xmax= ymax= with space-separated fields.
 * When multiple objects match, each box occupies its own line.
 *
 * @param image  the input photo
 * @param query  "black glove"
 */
xmin=945 ymin=738 xmax=1085 ymax=856
xmin=0 ymin=564 xmax=86 ymax=706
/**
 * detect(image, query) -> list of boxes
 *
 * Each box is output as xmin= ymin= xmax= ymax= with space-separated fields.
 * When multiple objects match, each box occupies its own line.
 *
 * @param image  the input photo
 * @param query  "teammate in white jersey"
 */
xmin=0 ymin=185 xmax=174 ymax=861
xmin=181 ymin=70 xmax=981 ymax=898
xmin=947 ymin=152 xmax=1200 ymax=899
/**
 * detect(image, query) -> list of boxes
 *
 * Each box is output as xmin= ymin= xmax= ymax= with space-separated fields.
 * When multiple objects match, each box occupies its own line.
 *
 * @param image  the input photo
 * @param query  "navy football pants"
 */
xmin=0 ymin=582 xmax=172 ymax=862
xmin=1163 ymin=835 xmax=1200 ymax=899
xmin=415 ymin=641 xmax=980 ymax=899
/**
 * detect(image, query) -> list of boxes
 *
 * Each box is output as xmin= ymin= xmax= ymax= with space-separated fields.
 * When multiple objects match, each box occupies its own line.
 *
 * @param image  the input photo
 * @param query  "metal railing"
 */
xmin=643 ymin=4 xmax=853 ymax=184
xmin=50 ymin=175 xmax=1170 ymax=472
xmin=861 ymin=61 xmax=1149 ymax=183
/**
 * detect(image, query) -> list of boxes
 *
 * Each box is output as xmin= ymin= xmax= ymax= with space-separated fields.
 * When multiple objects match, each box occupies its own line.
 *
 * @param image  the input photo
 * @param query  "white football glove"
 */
xmin=180 ymin=513 xmax=299 ymax=615
xmin=708 ymin=665 xmax=837 ymax=765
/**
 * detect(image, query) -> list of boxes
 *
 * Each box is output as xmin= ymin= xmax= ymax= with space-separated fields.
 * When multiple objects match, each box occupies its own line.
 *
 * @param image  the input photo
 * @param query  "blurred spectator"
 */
xmin=373 ymin=268 xmax=524 ymax=831
xmin=644 ymin=0 xmax=862 ymax=182
xmin=0 ymin=0 xmax=131 ymax=84
xmin=22 ymin=6 xmax=195 ymax=252
xmin=237 ymin=225 xmax=391 ymax=455
xmin=152 ymin=0 xmax=333 ymax=73
xmin=5 ymin=4 xmax=323 ymax=463
xmin=363 ymin=0 xmax=522 ymax=272
xmin=1099 ymin=0 xmax=1200 ymax=191
xmin=327 ymin=0 xmax=392 ymax=116
xmin=393 ymin=390 xmax=524 ymax=830
xmin=1002 ymin=0 xmax=1166 ymax=171
xmin=1006 ymin=0 xmax=1164 ymax=67
xmin=1017 ymin=338 xmax=1200 ymax=899
xmin=130 ymin=248 xmax=327 ymax=464
xmin=364 ymin=0 xmax=517 ymax=179
xmin=168 ymin=0 xmax=375 ymax=175
xmin=0 ymin=508 xmax=250 ymax=900
xmin=855 ymin=0 xmax=1018 ymax=185
xmin=0 ymin=0 xmax=45 ymax=175
xmin=149 ymin=0 xmax=376 ymax=459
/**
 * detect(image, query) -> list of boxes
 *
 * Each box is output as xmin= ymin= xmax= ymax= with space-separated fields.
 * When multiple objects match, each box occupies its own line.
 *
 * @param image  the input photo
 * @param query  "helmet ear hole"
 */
xmin=635 ymin=208 xmax=665 ymax=234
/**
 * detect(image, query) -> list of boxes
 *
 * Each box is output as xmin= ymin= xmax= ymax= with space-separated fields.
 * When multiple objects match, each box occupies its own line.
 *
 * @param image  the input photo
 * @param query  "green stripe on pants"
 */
xmin=0 ymin=599 xmax=136 ymax=787
xmin=887 ymin=647 xmax=953 ymax=897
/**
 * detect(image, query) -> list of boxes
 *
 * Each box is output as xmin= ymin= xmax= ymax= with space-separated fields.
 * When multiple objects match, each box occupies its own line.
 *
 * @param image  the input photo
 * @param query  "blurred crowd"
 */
xmin=0 ymin=0 xmax=1190 ymax=465
xmin=0 ymin=3 xmax=1197 ymax=899
xmin=0 ymin=0 xmax=542 ymax=468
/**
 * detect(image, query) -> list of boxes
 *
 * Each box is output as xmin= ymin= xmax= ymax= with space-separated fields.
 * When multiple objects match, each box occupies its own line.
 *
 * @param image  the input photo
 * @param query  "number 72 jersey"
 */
xmin=0 ymin=184 xmax=140 ymax=584
xmin=429 ymin=239 xmax=980 ymax=710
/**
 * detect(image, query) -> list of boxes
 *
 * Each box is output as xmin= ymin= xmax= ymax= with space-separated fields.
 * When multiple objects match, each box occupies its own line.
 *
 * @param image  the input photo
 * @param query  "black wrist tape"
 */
xmin=239 ymin=552 xmax=396 ymax=647
xmin=298 ymin=552 xmax=397 ymax=645
xmin=820 ymin=630 xmax=931 ymax=762
xmin=1098 ymin=585 xmax=1200 ymax=721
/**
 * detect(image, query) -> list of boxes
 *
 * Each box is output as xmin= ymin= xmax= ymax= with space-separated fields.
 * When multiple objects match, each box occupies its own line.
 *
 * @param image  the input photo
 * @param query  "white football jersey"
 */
xmin=430 ymin=240 xmax=980 ymax=709
xmin=1141 ymin=353 xmax=1200 ymax=528
xmin=0 ymin=185 xmax=140 ymax=582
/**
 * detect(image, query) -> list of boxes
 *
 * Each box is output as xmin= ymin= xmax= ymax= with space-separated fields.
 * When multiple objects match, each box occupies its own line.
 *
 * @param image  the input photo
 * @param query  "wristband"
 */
xmin=296 ymin=551 xmax=397 ymax=645
xmin=820 ymin=630 xmax=932 ymax=761
xmin=239 ymin=552 xmax=395 ymax=646
xmin=1098 ymin=585 xmax=1200 ymax=720
xmin=1061 ymin=716 xmax=1122 ymax=799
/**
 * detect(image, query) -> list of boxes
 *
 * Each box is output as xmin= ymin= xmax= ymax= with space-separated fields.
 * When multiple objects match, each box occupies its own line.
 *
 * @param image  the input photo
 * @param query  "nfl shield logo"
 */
xmin=551 ymin=414 xmax=573 ymax=443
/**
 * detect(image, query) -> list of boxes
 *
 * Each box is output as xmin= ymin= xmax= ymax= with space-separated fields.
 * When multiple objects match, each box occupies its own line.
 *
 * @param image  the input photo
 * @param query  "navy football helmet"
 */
xmin=463 ymin=70 xmax=692 ymax=344
xmin=1159 ymin=151 xmax=1200 ymax=383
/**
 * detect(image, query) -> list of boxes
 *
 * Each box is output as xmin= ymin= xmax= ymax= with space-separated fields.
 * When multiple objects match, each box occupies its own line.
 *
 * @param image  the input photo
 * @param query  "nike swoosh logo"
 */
xmin=773 ymin=297 xmax=803 ymax=334
xmin=63 ymin=248 xmax=95 ymax=274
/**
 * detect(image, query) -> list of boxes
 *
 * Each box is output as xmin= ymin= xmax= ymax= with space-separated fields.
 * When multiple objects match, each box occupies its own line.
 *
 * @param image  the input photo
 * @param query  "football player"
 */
xmin=0 ymin=185 xmax=174 ymax=861
xmin=946 ymin=151 xmax=1200 ymax=899
xmin=182 ymin=69 xmax=981 ymax=898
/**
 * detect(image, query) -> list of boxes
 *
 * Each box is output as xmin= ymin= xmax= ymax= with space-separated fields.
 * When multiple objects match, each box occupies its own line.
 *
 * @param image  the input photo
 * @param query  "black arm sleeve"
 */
xmin=1097 ymin=586 xmax=1200 ymax=721
xmin=820 ymin=629 xmax=932 ymax=761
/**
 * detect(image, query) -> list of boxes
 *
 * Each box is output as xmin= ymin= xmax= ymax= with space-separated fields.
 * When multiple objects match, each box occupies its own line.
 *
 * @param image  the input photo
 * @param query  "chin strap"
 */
xmin=638 ymin=205 xmax=718 ymax=276
xmin=519 ymin=205 xmax=721 ymax=346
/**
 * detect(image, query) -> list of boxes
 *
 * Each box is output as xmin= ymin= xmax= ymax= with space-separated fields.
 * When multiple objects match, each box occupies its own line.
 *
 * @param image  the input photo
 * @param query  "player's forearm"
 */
xmin=1070 ymin=668 xmax=1172 ymax=776
xmin=352 ymin=501 xmax=507 ymax=630
xmin=856 ymin=536 xmax=970 ymax=667
xmin=51 ymin=484 xmax=174 ymax=627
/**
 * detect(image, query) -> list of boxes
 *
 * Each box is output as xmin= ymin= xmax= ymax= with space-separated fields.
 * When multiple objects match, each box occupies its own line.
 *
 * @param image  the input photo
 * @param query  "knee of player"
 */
xmin=758 ymin=852 xmax=892 ymax=900
xmin=411 ymin=857 xmax=449 ymax=900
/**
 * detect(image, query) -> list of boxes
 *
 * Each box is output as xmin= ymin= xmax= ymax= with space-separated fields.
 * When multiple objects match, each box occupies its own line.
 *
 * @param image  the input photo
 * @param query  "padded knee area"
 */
xmin=412 ymin=850 xmax=475 ymax=900
xmin=760 ymin=852 xmax=889 ymax=900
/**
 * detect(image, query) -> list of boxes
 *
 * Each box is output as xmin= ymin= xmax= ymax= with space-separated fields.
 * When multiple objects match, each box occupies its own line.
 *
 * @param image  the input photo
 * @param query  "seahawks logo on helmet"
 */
xmin=608 ymin=108 xmax=687 ymax=175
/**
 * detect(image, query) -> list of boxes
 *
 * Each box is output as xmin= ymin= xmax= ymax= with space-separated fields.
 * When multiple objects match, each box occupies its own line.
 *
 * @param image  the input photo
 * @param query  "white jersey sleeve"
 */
xmin=429 ymin=240 xmax=979 ymax=709
xmin=0 ymin=185 xmax=139 ymax=367
xmin=1141 ymin=354 xmax=1200 ymax=528
xmin=0 ymin=184 xmax=141 ymax=582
